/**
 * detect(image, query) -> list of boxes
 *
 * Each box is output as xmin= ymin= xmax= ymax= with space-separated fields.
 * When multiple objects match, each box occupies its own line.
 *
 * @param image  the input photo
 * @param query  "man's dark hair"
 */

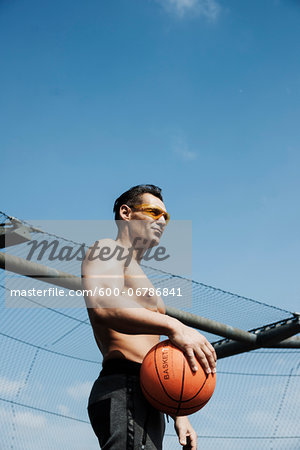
xmin=113 ymin=184 xmax=163 ymax=221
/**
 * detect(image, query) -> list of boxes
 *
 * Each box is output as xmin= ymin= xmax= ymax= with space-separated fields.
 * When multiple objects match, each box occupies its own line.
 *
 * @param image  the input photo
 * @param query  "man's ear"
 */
xmin=119 ymin=204 xmax=131 ymax=221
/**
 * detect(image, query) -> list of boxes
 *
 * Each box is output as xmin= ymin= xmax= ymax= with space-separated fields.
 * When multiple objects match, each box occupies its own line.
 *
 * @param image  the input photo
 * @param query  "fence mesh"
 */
xmin=0 ymin=211 xmax=299 ymax=449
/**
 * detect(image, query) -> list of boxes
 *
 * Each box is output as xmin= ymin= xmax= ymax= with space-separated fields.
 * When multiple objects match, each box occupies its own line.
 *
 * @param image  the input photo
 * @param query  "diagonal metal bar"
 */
xmin=165 ymin=306 xmax=257 ymax=344
xmin=0 ymin=251 xmax=81 ymax=290
xmin=213 ymin=316 xmax=300 ymax=359
xmin=1 ymin=252 xmax=299 ymax=351
xmin=0 ymin=252 xmax=260 ymax=344
xmin=267 ymin=335 xmax=300 ymax=348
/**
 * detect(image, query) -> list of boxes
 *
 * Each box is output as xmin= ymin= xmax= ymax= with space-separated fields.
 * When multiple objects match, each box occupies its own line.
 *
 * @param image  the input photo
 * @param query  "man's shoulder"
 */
xmin=81 ymin=238 xmax=125 ymax=286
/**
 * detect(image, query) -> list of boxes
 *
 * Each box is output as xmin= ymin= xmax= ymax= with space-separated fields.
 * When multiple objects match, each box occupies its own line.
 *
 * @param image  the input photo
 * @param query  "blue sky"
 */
xmin=1 ymin=0 xmax=300 ymax=307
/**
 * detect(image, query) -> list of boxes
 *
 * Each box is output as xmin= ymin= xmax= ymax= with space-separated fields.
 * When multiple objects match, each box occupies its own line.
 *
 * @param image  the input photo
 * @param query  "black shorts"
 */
xmin=88 ymin=359 xmax=165 ymax=450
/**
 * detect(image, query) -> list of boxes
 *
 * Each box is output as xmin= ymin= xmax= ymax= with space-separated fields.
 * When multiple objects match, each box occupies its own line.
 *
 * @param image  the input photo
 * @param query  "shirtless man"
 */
xmin=81 ymin=184 xmax=216 ymax=450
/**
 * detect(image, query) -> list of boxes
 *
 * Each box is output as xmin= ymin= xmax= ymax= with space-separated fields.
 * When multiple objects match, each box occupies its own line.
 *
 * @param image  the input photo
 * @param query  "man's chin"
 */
xmin=149 ymin=235 xmax=160 ymax=247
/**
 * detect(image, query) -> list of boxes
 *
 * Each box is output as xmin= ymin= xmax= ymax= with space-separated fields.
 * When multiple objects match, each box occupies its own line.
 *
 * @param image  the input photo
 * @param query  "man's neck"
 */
xmin=115 ymin=234 xmax=147 ymax=264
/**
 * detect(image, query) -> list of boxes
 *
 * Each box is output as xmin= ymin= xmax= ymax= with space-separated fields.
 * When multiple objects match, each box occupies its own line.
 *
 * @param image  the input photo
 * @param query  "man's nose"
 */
xmin=157 ymin=216 xmax=167 ymax=227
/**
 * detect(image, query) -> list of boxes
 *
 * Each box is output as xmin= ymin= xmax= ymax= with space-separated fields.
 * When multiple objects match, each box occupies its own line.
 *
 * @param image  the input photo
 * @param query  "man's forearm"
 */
xmin=89 ymin=299 xmax=179 ymax=337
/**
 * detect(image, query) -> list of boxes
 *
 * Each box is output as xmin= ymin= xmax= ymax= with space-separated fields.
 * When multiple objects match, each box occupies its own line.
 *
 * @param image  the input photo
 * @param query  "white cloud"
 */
xmin=57 ymin=404 xmax=70 ymax=415
xmin=156 ymin=0 xmax=221 ymax=20
xmin=173 ymin=136 xmax=198 ymax=161
xmin=0 ymin=406 xmax=46 ymax=429
xmin=176 ymin=148 xmax=198 ymax=160
xmin=66 ymin=382 xmax=92 ymax=401
xmin=0 ymin=406 xmax=11 ymax=424
xmin=0 ymin=377 xmax=25 ymax=396
xmin=0 ymin=406 xmax=98 ymax=449
xmin=14 ymin=411 xmax=47 ymax=428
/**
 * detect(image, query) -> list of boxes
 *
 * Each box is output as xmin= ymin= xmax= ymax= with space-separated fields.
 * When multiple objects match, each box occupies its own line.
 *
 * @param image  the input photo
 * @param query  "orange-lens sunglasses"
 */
xmin=131 ymin=204 xmax=170 ymax=225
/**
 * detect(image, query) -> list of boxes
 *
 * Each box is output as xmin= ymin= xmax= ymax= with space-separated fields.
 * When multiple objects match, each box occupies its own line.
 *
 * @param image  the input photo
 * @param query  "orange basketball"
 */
xmin=140 ymin=339 xmax=216 ymax=416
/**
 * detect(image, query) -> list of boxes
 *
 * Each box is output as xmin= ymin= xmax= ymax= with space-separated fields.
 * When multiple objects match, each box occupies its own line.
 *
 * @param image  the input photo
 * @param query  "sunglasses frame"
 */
xmin=130 ymin=203 xmax=170 ymax=224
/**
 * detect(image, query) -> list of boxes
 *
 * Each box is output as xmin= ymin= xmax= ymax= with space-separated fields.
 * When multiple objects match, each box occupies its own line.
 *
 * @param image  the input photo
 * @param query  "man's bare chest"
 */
xmin=123 ymin=264 xmax=165 ymax=313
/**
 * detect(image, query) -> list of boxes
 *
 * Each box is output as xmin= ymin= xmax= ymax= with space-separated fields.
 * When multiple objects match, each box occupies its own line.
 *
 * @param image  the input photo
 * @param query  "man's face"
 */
xmin=123 ymin=193 xmax=168 ymax=247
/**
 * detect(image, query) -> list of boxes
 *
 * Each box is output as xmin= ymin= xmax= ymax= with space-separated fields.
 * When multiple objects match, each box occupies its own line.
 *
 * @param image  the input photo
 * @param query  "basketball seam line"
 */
xmin=175 ymin=353 xmax=185 ymax=415
xmin=140 ymin=380 xmax=210 ymax=412
xmin=154 ymin=342 xmax=210 ymax=403
xmin=154 ymin=342 xmax=180 ymax=402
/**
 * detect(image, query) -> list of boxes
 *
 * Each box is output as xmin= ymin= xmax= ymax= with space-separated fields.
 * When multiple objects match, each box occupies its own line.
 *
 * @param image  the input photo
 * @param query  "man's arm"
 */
xmin=173 ymin=416 xmax=197 ymax=449
xmin=81 ymin=239 xmax=177 ymax=334
xmin=81 ymin=239 xmax=216 ymax=374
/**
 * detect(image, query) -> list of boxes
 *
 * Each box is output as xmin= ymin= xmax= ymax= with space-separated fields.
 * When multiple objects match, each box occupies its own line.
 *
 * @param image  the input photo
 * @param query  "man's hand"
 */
xmin=174 ymin=416 xmax=197 ymax=449
xmin=168 ymin=321 xmax=217 ymax=374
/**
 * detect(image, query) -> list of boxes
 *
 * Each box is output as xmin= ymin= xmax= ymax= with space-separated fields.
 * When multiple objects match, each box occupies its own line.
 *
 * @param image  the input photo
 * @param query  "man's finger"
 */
xmin=194 ymin=349 xmax=211 ymax=374
xmin=179 ymin=430 xmax=187 ymax=446
xmin=189 ymin=432 xmax=197 ymax=449
xmin=206 ymin=341 xmax=217 ymax=362
xmin=185 ymin=349 xmax=199 ymax=372
xmin=202 ymin=344 xmax=217 ymax=372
